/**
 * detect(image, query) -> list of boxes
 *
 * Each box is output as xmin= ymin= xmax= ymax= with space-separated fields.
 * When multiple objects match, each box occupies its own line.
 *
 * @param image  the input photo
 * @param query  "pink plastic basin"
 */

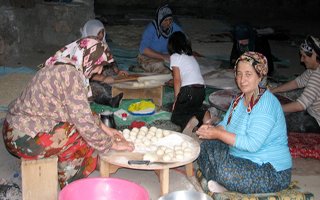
xmin=59 ymin=177 xmax=149 ymax=200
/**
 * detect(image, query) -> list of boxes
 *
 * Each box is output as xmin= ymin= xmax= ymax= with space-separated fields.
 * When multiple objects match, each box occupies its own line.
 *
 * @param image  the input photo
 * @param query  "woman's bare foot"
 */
xmin=208 ymin=180 xmax=228 ymax=193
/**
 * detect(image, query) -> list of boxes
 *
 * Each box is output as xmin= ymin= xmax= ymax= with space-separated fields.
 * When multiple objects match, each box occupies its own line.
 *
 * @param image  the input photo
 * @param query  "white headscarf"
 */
xmin=80 ymin=19 xmax=106 ymax=43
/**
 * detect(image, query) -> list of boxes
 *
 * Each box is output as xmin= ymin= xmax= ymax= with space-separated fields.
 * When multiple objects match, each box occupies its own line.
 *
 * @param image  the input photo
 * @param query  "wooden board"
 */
xmin=113 ymin=74 xmax=144 ymax=83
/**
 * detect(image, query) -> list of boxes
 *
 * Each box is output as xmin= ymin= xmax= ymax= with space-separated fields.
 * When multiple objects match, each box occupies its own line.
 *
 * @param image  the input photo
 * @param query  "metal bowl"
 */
xmin=158 ymin=190 xmax=212 ymax=200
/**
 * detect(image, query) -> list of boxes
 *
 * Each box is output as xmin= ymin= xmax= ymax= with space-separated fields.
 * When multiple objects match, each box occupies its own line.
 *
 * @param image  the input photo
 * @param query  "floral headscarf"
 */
xmin=227 ymin=51 xmax=268 ymax=125
xmin=152 ymin=4 xmax=173 ymax=38
xmin=45 ymin=37 xmax=114 ymax=97
xmin=80 ymin=19 xmax=106 ymax=43
xmin=234 ymin=51 xmax=268 ymax=78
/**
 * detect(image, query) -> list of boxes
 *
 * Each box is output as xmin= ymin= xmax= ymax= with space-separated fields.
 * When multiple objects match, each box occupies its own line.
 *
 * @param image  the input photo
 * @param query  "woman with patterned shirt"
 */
xmin=2 ymin=37 xmax=134 ymax=188
xmin=196 ymin=52 xmax=292 ymax=193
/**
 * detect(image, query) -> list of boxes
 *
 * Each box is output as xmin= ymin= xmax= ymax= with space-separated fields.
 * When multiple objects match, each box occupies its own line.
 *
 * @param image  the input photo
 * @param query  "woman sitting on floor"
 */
xmin=196 ymin=51 xmax=292 ymax=194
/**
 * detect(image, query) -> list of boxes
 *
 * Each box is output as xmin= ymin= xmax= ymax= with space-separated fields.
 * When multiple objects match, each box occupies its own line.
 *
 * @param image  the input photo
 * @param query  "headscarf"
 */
xmin=80 ymin=19 xmax=106 ymax=43
xmin=300 ymin=35 xmax=320 ymax=57
xmin=152 ymin=4 xmax=173 ymax=38
xmin=227 ymin=51 xmax=268 ymax=125
xmin=45 ymin=37 xmax=114 ymax=97
xmin=233 ymin=23 xmax=256 ymax=54
xmin=234 ymin=51 xmax=268 ymax=78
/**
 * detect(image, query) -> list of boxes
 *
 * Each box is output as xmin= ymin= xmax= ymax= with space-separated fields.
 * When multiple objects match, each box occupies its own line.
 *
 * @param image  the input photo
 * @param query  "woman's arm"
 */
xmin=143 ymin=47 xmax=170 ymax=62
xmin=172 ymin=66 xmax=181 ymax=110
xmin=270 ymin=79 xmax=298 ymax=93
xmin=196 ymin=124 xmax=236 ymax=146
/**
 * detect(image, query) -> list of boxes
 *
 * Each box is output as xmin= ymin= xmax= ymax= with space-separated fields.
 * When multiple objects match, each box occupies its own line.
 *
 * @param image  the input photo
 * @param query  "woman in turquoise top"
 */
xmin=196 ymin=51 xmax=292 ymax=194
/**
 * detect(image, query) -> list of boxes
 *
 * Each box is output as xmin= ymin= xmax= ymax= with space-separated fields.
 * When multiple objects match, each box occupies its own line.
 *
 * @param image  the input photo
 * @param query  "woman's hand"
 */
xmin=111 ymin=138 xmax=135 ymax=152
xmin=196 ymin=124 xmax=219 ymax=140
xmin=100 ymin=123 xmax=135 ymax=151
xmin=117 ymin=70 xmax=129 ymax=77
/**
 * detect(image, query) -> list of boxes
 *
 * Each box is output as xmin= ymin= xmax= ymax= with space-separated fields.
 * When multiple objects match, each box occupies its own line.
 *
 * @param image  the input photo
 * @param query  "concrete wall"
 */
xmin=95 ymin=0 xmax=320 ymax=20
xmin=0 ymin=0 xmax=94 ymax=65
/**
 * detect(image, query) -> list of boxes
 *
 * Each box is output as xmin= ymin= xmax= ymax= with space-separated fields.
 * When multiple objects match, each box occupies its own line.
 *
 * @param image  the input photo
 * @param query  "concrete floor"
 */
xmin=1 ymin=16 xmax=320 ymax=200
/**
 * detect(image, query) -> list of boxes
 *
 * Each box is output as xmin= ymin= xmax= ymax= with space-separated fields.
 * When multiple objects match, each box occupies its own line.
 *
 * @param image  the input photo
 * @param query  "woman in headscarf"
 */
xmin=80 ymin=19 xmax=128 ymax=107
xmin=230 ymin=23 xmax=274 ymax=76
xmin=132 ymin=4 xmax=183 ymax=73
xmin=2 ymin=37 xmax=134 ymax=188
xmin=196 ymin=52 xmax=292 ymax=194
xmin=271 ymin=35 xmax=320 ymax=133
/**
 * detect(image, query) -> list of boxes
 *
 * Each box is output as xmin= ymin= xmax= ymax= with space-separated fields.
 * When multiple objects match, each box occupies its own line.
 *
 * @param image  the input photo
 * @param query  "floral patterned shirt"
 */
xmin=6 ymin=64 xmax=113 ymax=154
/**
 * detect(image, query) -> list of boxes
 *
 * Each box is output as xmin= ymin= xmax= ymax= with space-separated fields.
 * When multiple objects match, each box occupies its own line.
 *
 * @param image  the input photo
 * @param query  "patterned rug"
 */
xmin=288 ymin=132 xmax=320 ymax=160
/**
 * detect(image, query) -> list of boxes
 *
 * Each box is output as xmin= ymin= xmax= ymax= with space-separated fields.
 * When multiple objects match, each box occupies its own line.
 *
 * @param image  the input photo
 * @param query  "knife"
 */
xmin=128 ymin=160 xmax=173 ymax=165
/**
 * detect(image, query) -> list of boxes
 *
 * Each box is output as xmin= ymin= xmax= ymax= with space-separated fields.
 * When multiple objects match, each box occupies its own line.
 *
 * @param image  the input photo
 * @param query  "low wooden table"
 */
xmin=99 ymin=133 xmax=200 ymax=195
xmin=112 ymin=83 xmax=164 ymax=107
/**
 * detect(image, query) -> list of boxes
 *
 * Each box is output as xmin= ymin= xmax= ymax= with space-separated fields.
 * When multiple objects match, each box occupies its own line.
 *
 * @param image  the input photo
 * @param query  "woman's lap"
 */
xmin=2 ymin=120 xmax=97 ymax=188
xmin=198 ymin=140 xmax=291 ymax=194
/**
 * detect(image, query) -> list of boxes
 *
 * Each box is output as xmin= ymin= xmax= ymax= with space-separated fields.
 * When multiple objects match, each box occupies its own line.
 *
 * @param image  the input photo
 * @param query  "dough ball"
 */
xmin=156 ymin=149 xmax=165 ymax=156
xmin=133 ymin=82 xmax=139 ymax=87
xmin=148 ymin=131 xmax=156 ymax=136
xmin=129 ymin=135 xmax=136 ymax=142
xmin=175 ymin=154 xmax=184 ymax=161
xmin=123 ymin=129 xmax=130 ymax=135
xmin=163 ymin=130 xmax=171 ymax=137
xmin=143 ymin=152 xmax=158 ymax=162
xmin=174 ymin=145 xmax=182 ymax=151
xmin=146 ymin=133 xmax=153 ymax=139
xmin=162 ymin=154 xmax=172 ymax=162
xmin=184 ymin=148 xmax=193 ymax=158
xmin=158 ymin=146 xmax=166 ymax=151
xmin=181 ymin=141 xmax=189 ymax=149
xmin=175 ymin=150 xmax=184 ymax=155
xmin=156 ymin=131 xmax=163 ymax=138
xmin=165 ymin=148 xmax=173 ymax=154
xmin=149 ymin=126 xmax=157 ymax=132
xmin=130 ymin=131 xmax=138 ymax=137
xmin=138 ymin=83 xmax=145 ymax=87
xmin=143 ymin=139 xmax=151 ymax=146
xmin=131 ymin=127 xmax=139 ymax=133
xmin=151 ymin=136 xmax=158 ymax=143
xmin=137 ymin=134 xmax=144 ymax=139
xmin=123 ymin=132 xmax=130 ymax=139
xmin=138 ymin=130 xmax=146 ymax=136
xmin=140 ymin=126 xmax=148 ymax=132
xmin=144 ymin=80 xmax=150 ymax=85
xmin=184 ymin=147 xmax=192 ymax=152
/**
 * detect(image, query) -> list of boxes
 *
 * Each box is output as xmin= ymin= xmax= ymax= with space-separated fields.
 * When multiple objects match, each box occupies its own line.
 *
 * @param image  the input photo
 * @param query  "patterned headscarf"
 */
xmin=227 ymin=51 xmax=268 ymax=125
xmin=152 ymin=4 xmax=173 ymax=38
xmin=80 ymin=19 xmax=106 ymax=43
xmin=300 ymin=35 xmax=320 ymax=57
xmin=234 ymin=51 xmax=268 ymax=78
xmin=45 ymin=37 xmax=114 ymax=97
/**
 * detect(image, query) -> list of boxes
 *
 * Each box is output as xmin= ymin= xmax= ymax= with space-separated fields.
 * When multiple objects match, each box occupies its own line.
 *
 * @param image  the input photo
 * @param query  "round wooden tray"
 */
xmin=100 ymin=132 xmax=200 ymax=170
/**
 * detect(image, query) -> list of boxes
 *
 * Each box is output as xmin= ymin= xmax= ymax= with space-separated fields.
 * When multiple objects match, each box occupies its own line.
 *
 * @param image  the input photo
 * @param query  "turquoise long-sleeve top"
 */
xmin=218 ymin=90 xmax=292 ymax=171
